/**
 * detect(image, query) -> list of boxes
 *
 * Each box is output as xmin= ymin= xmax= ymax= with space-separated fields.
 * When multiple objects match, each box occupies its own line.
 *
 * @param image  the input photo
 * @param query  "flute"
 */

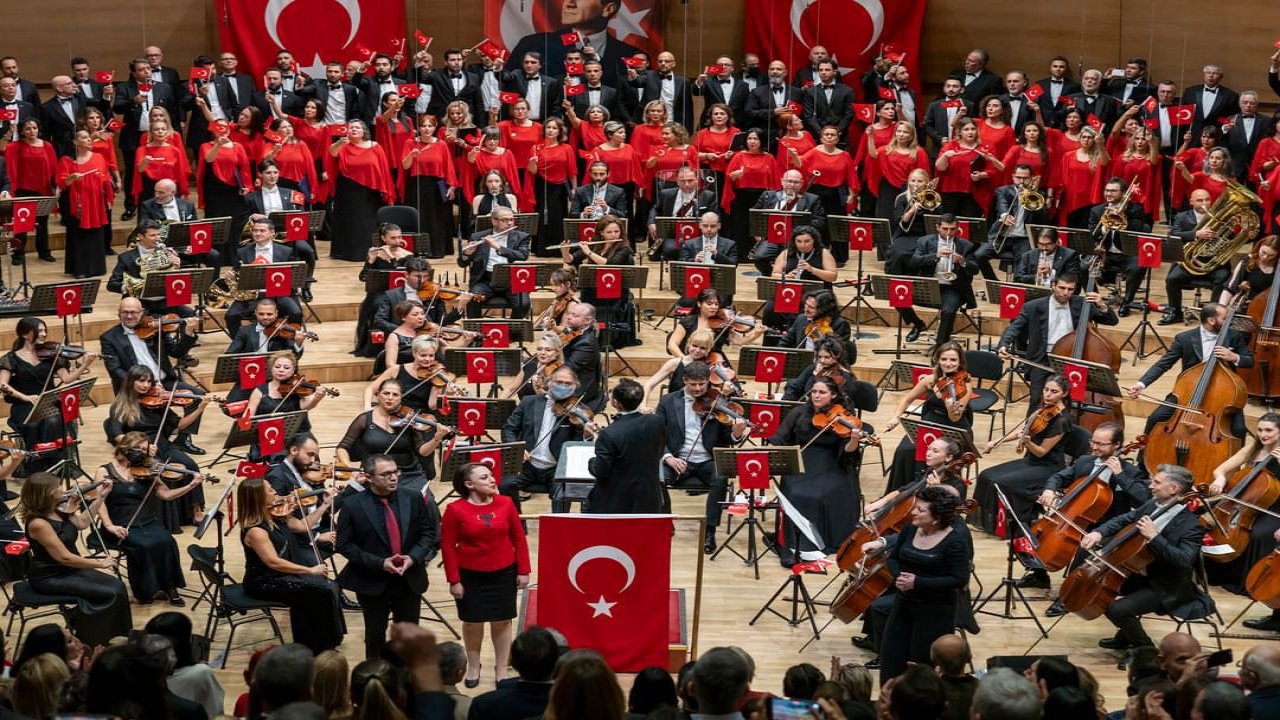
xmin=460 ymin=226 xmax=516 ymax=253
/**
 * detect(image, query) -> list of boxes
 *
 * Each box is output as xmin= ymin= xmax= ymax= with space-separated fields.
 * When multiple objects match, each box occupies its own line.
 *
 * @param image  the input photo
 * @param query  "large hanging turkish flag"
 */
xmin=743 ymin=0 xmax=928 ymax=89
xmin=214 ymin=0 xmax=408 ymax=79
xmin=538 ymin=515 xmax=671 ymax=671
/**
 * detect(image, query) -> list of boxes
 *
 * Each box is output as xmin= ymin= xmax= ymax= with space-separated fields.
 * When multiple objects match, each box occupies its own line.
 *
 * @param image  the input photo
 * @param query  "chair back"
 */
xmin=965 ymin=350 xmax=1004 ymax=383
xmin=375 ymin=205 xmax=421 ymax=234
xmin=850 ymin=380 xmax=879 ymax=415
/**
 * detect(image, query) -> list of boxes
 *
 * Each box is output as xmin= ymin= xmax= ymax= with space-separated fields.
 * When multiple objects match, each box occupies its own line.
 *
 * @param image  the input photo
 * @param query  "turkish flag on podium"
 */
xmin=165 ymin=273 xmax=193 ymax=306
xmin=265 ymin=266 xmax=292 ymax=298
xmin=774 ymin=282 xmax=803 ymax=314
xmin=999 ymin=286 xmax=1026 ymax=320
xmin=456 ymin=400 xmax=488 ymax=437
xmin=10 ymin=200 xmax=37 ymax=233
xmin=56 ymin=285 xmax=83 ymax=317
xmin=538 ymin=515 xmax=672 ymax=671
xmin=1138 ymin=236 xmax=1163 ymax=269
xmin=187 ymin=222 xmax=213 ymax=254
xmin=767 ymin=214 xmax=792 ymax=244
xmin=60 ymin=388 xmax=80 ymax=423
xmin=258 ymin=417 xmax=285 ymax=456
xmin=510 ymin=265 xmax=537 ymax=294
xmin=754 ymin=350 xmax=786 ymax=383
xmin=480 ymin=323 xmax=510 ymax=348
xmin=684 ymin=266 xmax=710 ymax=299
xmin=737 ymin=451 xmax=771 ymax=490
xmin=887 ymin=279 xmax=914 ymax=309
xmin=915 ymin=425 xmax=944 ymax=461
xmin=467 ymin=351 xmax=497 ymax=384
xmin=239 ymin=356 xmax=267 ymax=388
xmin=596 ymin=268 xmax=622 ymax=300
xmin=1063 ymin=363 xmax=1089 ymax=402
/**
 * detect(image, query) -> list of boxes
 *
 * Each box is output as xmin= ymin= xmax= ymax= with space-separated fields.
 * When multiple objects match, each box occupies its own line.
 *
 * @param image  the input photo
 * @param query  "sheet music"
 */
xmin=559 ymin=443 xmax=597 ymax=480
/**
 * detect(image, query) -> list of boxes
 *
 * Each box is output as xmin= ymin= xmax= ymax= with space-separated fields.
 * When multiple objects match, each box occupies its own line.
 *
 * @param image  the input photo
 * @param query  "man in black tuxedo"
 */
xmin=793 ymin=45 xmax=842 ymax=90
xmin=1105 ymin=58 xmax=1157 ymax=107
xmin=244 ymin=161 xmax=317 ymax=279
xmin=226 ymin=216 xmax=303 ymax=329
xmin=212 ymin=52 xmax=256 ymax=120
xmin=267 ymin=433 xmax=346 ymax=567
xmin=370 ymin=257 xmax=447 ymax=338
xmin=656 ymin=362 xmax=749 ymax=553
xmin=998 ymin=272 xmax=1118 ymax=407
xmin=503 ymin=0 xmax=643 ymax=86
xmin=678 ymin=212 xmax=738 ymax=266
xmin=627 ymin=51 xmax=694 ymax=131
xmin=745 ymin=60 xmax=801 ymax=139
xmin=457 ymin=206 xmax=531 ymax=318
xmin=1083 ymin=466 xmax=1214 ymax=650
xmin=999 ymin=71 xmax=1038 ymax=134
xmin=1034 ymin=56 xmax=1081 ymax=128
xmin=106 ymin=220 xmax=194 ymax=311
xmin=1086 ymin=177 xmax=1151 ymax=312
xmin=570 ymin=161 xmax=629 ymax=219
xmin=980 ymin=165 xmax=1054 ymax=279
xmin=692 ymin=56 xmax=749 ymax=128
xmin=1067 ymin=69 xmax=1121 ymax=134
xmin=559 ymin=302 xmax=602 ymax=407
xmin=952 ymin=49 xmax=1002 ymax=105
xmin=648 ymin=166 xmax=718 ymax=260
xmin=884 ymin=65 xmax=921 ymax=132
xmin=253 ymin=69 xmax=304 ymax=120
xmin=41 ymin=76 xmax=86 ymax=157
xmin=0 ymin=56 xmax=39 ymax=106
xmin=336 ymin=453 xmax=440 ymax=660
xmin=911 ymin=214 xmax=979 ymax=344
xmin=567 ymin=60 xmax=632 ymax=125
xmin=1183 ymin=65 xmax=1239 ymax=147
xmin=69 ymin=57 xmax=113 ymax=114
xmin=1223 ymin=91 xmax=1273 ymax=179
xmin=142 ymin=46 xmax=182 ymax=88
xmin=226 ymin=298 xmax=307 ymax=356
xmin=113 ymin=59 xmax=182 ymax=219
xmin=353 ymin=54 xmax=407 ymax=124
xmin=803 ymin=61 xmax=856 ymax=141
xmin=500 ymin=53 xmax=563 ymax=123
xmin=921 ymin=78 xmax=973 ymax=153
xmin=750 ymin=170 xmax=826 ymax=274
xmin=136 ymin=179 xmax=223 ymax=272
xmin=1129 ymin=301 xmax=1252 ymax=438
xmin=425 ymin=49 xmax=482 ymax=121
xmin=1011 ymin=228 xmax=1081 ymax=286
xmin=1162 ymin=189 xmax=1230 ymax=325
xmin=0 ymin=77 xmax=35 ymax=143
xmin=297 ymin=62 xmax=362 ymax=124
xmin=499 ymin=365 xmax=587 ymax=512
xmin=587 ymin=379 xmax=666 ymax=513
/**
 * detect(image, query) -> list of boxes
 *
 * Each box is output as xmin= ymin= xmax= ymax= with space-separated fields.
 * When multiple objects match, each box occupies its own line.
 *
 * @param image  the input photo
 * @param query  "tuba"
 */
xmin=121 ymin=241 xmax=176 ymax=297
xmin=1179 ymin=179 xmax=1262 ymax=276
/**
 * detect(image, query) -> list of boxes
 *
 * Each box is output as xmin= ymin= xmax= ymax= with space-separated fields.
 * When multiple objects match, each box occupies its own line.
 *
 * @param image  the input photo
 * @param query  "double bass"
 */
xmin=1238 ymin=275 xmax=1280 ymax=399
xmin=1142 ymin=294 xmax=1249 ymax=480
xmin=1050 ymin=256 xmax=1123 ymax=432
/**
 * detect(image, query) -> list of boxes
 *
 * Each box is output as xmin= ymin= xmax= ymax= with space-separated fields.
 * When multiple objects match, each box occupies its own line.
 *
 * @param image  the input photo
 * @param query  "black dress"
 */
xmin=403 ymin=173 xmax=455 ymax=258
xmin=973 ymin=411 xmax=1071 ymax=533
xmin=571 ymin=244 xmax=638 ymax=347
xmin=1206 ymin=454 xmax=1280 ymax=594
xmin=99 ymin=464 xmax=186 ymax=600
xmin=241 ymin=520 xmax=343 ymax=655
xmin=105 ymin=406 xmax=203 ymax=531
xmin=768 ymin=404 xmax=865 ymax=559
xmin=26 ymin=516 xmax=132 ymax=646
xmin=0 ymin=351 xmax=69 ymax=473
xmin=888 ymin=386 xmax=974 ymax=493
xmin=879 ymin=523 xmax=972 ymax=684
xmin=338 ymin=411 xmax=438 ymax=493
xmin=330 ymin=175 xmax=385 ymax=261
xmin=354 ymin=256 xmax=408 ymax=357
xmin=253 ymin=383 xmax=311 ymax=433
xmin=394 ymin=365 xmax=439 ymax=413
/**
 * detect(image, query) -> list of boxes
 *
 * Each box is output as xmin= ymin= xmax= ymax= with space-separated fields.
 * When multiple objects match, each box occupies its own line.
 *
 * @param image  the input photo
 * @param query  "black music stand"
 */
xmin=551 ymin=440 xmax=598 ymax=511
xmin=971 ymin=483 xmax=1049 ymax=637
xmin=237 ymin=261 xmax=312 ymax=322
xmin=440 ymin=442 xmax=526 ymax=505
xmin=1047 ymin=353 xmax=1124 ymax=425
xmin=652 ymin=216 xmax=703 ymax=290
xmin=875 ymin=360 xmax=933 ymax=403
xmin=267 ymin=210 xmax=327 ymax=240
xmin=30 ymin=280 xmax=101 ymax=345
xmin=868 ymin=275 xmax=941 ymax=359
xmin=1032 ymin=223 xmax=1102 ymax=260
xmin=1117 ymin=232 xmax=1183 ymax=363
xmin=474 ymin=213 xmax=538 ymax=235
xmin=753 ymin=276 xmax=824 ymax=316
xmin=738 ymin=347 xmax=814 ymax=396
xmin=210 ymin=411 xmax=308 ymax=467
xmin=0 ymin=196 xmax=57 ymax=299
xmin=748 ymin=209 xmax=813 ymax=276
xmin=212 ymin=352 xmax=269 ymax=390
xmin=435 ymin=398 xmax=518 ymax=444
xmin=461 ymin=318 xmax=536 ymax=350
xmin=898 ymin=417 xmax=979 ymax=460
xmin=829 ymin=215 xmax=892 ymax=337
xmin=711 ymin=447 xmax=800 ymax=578
xmin=657 ymin=261 xmax=737 ymax=331
xmin=191 ymin=478 xmax=236 ymax=616
xmin=441 ymin=348 xmax=523 ymax=397
xmin=29 ymin=378 xmax=96 ymax=483
xmin=924 ymin=214 xmax=989 ymax=244
xmin=747 ymin=447 xmax=825 ymax=639
xmin=138 ymin=267 xmax=216 ymax=303
xmin=579 ymin=265 xmax=648 ymax=390
xmin=492 ymin=262 xmax=558 ymax=293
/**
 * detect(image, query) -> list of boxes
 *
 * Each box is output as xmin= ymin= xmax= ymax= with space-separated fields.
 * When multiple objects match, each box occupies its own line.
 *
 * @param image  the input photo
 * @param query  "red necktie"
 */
xmin=380 ymin=497 xmax=402 ymax=556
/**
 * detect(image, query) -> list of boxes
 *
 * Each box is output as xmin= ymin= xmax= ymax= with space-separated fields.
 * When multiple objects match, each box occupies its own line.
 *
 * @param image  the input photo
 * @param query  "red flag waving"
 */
xmin=999 ymin=286 xmax=1026 ymax=320
xmin=538 ymin=515 xmax=672 ymax=671
xmin=1025 ymin=84 xmax=1044 ymax=101
xmin=852 ymin=103 xmax=876 ymax=123
xmin=1169 ymin=104 xmax=1196 ymax=125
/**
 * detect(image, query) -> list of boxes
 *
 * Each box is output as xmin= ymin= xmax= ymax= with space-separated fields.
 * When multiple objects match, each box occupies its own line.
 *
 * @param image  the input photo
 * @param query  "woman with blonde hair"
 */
xmin=312 ymin=650 xmax=354 ymax=720
xmin=12 ymin=653 xmax=71 ymax=719
xmin=1058 ymin=126 xmax=1110 ymax=227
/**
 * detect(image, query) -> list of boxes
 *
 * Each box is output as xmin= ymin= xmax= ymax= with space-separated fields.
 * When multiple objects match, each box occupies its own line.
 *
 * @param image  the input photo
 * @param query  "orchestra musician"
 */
xmin=1 ymin=317 xmax=97 ymax=471
xmin=505 ymin=332 xmax=565 ymax=401
xmin=1080 ymin=464 xmax=1212 ymax=651
xmin=469 ymin=168 xmax=521 ymax=221
xmin=500 ymin=365 xmax=589 ymax=513
xmin=883 ymin=342 xmax=974 ymax=493
xmin=245 ymin=160 xmax=318 ymax=281
xmin=362 ymin=256 xmax=446 ymax=358
xmin=998 ymin=273 xmax=1118 ymax=408
xmin=570 ymin=161 xmax=629 ymax=220
xmin=364 ymin=335 xmax=458 ymax=418
xmin=889 ymin=170 xmax=932 ymax=342
xmin=568 ymin=215 xmax=638 ymax=348
xmin=457 ymin=205 xmax=531 ymax=319
xmin=1219 ymin=235 xmax=1279 ymax=304
xmin=656 ymin=361 xmax=749 ymax=554
xmin=910 ymin=213 xmax=978 ymax=345
xmin=778 ymin=288 xmax=853 ymax=361
xmin=336 ymin=378 xmax=452 ymax=498
xmin=19 ymin=471 xmax=132 ymax=647
xmin=237 ymin=474 xmax=345 ymax=655
xmin=93 ymin=432 xmax=192 ymax=606
xmin=679 ymin=211 xmax=739 ymax=267
xmin=978 ymin=164 xmax=1054 ymax=281
xmin=1161 ymin=189 xmax=1229 ymax=324
xmin=558 ymin=302 xmax=603 ymax=409
xmin=226 ymin=216 xmax=305 ymax=331
xmin=1086 ymin=177 xmax=1151 ymax=311
xmin=782 ymin=337 xmax=859 ymax=409
xmin=1012 ymin=228 xmax=1081 ymax=287
xmin=761 ymin=227 xmax=838 ymax=334
xmin=532 ymin=268 xmax=577 ymax=333
xmin=400 ymin=114 xmax=458 ymax=260
xmin=381 ymin=301 xmax=428 ymax=365
xmin=667 ymin=288 xmax=763 ymax=358
xmin=587 ymin=379 xmax=668 ymax=514
xmin=265 ymin=432 xmax=340 ymax=567
xmin=750 ymin=169 xmax=827 ymax=275
xmin=643 ymin=329 xmax=715 ymax=401
xmin=246 ymin=350 xmax=334 ymax=437
xmin=106 ymin=221 xmax=191 ymax=315
xmin=136 ymin=180 xmax=224 ymax=273
xmin=227 ymin=298 xmax=307 ymax=357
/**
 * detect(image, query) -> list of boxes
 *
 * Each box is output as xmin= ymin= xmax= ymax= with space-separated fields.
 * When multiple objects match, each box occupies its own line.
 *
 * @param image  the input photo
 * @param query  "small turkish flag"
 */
xmin=767 ymin=213 xmax=792 ymax=244
xmin=469 ymin=446 xmax=504 ymax=472
xmin=398 ymin=84 xmax=422 ymax=99
xmin=954 ymin=221 xmax=971 ymax=241
xmin=370 ymin=330 xmax=385 ymax=345
xmin=10 ymin=200 xmax=37 ymax=233
xmin=138 ymin=82 xmax=152 ymax=93
xmin=578 ymin=223 xmax=597 ymax=243
xmin=564 ymin=83 xmax=586 ymax=97
xmin=415 ymin=30 xmax=432 ymax=48
xmin=106 ymin=119 xmax=124 ymax=132
xmin=263 ymin=129 xmax=284 ymax=143
xmin=999 ymin=286 xmax=1026 ymax=320
xmin=59 ymin=388 xmax=80 ymax=423
xmin=737 ymin=451 xmax=771 ymax=491
xmin=190 ymin=67 xmax=211 ymax=81
xmin=1143 ymin=96 xmax=1158 ymax=113
xmin=846 ymin=219 xmax=875 ymax=251
xmin=911 ymin=366 xmax=933 ymax=386
xmin=94 ymin=71 xmax=114 ymax=83
xmin=467 ymin=351 xmax=496 ymax=384
xmin=188 ymin=221 xmax=213 ymax=254
xmin=1060 ymin=96 xmax=1075 ymax=107
xmin=354 ymin=43 xmax=373 ymax=58
xmin=56 ymin=285 xmax=83 ymax=317
xmin=1169 ymin=104 xmax=1196 ymax=125
xmin=754 ymin=350 xmax=786 ymax=383
xmin=291 ymin=191 xmax=306 ymax=206
xmin=510 ymin=265 xmax=537 ymax=293
xmin=328 ymin=123 xmax=349 ymax=137
xmin=674 ymin=220 xmax=699 ymax=246
xmin=236 ymin=461 xmax=268 ymax=479
xmin=480 ymin=322 xmax=510 ymax=348
xmin=942 ymin=99 xmax=963 ymax=109
xmin=748 ymin=403 xmax=781 ymax=438
xmin=211 ymin=119 xmax=230 ymax=135
xmin=774 ymin=281 xmax=803 ymax=314
xmin=623 ymin=56 xmax=648 ymax=69
xmin=887 ymin=279 xmax=914 ymax=308
xmin=1063 ymin=363 xmax=1090 ymax=402
xmin=878 ymin=86 xmax=896 ymax=100
xmin=476 ymin=39 xmax=504 ymax=60
xmin=561 ymin=31 xmax=582 ymax=46
xmin=1025 ymin=84 xmax=1044 ymax=101
xmin=565 ymin=62 xmax=585 ymax=76
xmin=265 ymin=266 xmax=292 ymax=297
xmin=704 ymin=65 xmax=725 ymax=76
xmin=596 ymin=267 xmax=622 ymax=300
xmin=684 ymin=266 xmax=710 ymax=299
xmin=239 ymin=355 xmax=267 ymax=388
xmin=499 ymin=91 xmax=522 ymax=105
xmin=456 ymin=400 xmax=488 ymax=437
xmin=165 ymin=273 xmax=193 ymax=306
xmin=1144 ymin=117 xmax=1160 ymax=130
xmin=258 ymin=417 xmax=286 ymax=456
xmin=915 ymin=425 xmax=943 ymax=461
xmin=994 ymin=503 xmax=1008 ymax=538
xmin=1138 ymin=236 xmax=1163 ymax=268
xmin=853 ymin=103 xmax=876 ymax=123
xmin=786 ymin=101 xmax=804 ymax=116
xmin=0 ymin=109 xmax=17 ymax=122
xmin=284 ymin=214 xmax=309 ymax=241
xmin=1085 ymin=114 xmax=1103 ymax=130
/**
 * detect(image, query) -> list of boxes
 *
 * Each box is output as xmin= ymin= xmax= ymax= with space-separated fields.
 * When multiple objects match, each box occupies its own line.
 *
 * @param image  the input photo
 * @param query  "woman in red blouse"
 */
xmin=527 ymin=117 xmax=576 ymax=257
xmin=442 ymin=462 xmax=530 ymax=688
xmin=79 ymin=107 xmax=122 ymax=205
xmin=1115 ymin=128 xmax=1163 ymax=224
xmin=400 ymin=114 xmax=458 ymax=259
xmin=292 ymin=99 xmax=332 ymax=205
xmin=4 ymin=118 xmax=58 ymax=262
xmin=58 ymin=129 xmax=114 ymax=278
xmin=373 ymin=91 xmax=415 ymax=188
xmin=975 ymin=96 xmax=1015 ymax=161
xmin=564 ymin=102 xmax=609 ymax=158
xmin=723 ymin=128 xmax=779 ymax=246
xmin=1251 ymin=122 xmax=1280 ymax=185
xmin=852 ymin=100 xmax=898 ymax=212
xmin=141 ymin=106 xmax=185 ymax=150
xmin=440 ymin=100 xmax=481 ymax=236
xmin=630 ymin=101 xmax=669 ymax=163
xmin=935 ymin=118 xmax=1002 ymax=219
xmin=1057 ymin=126 xmax=1109 ymax=227
xmin=644 ymin=122 xmax=699 ymax=200
xmin=464 ymin=128 xmax=528 ymax=213
xmin=1105 ymin=105 xmax=1143 ymax=159
xmin=132 ymin=119 xmax=190 ymax=207
xmin=1046 ymin=107 xmax=1085 ymax=158
xmin=1169 ymin=125 xmax=1222 ymax=212
xmin=262 ymin=118 xmax=319 ymax=204
xmin=694 ymin=103 xmax=736 ymax=204
xmin=230 ymin=106 xmax=267 ymax=168
xmin=776 ymin=112 xmax=816 ymax=176
xmin=865 ymin=120 xmax=929 ymax=221
xmin=1001 ymin=121 xmax=1052 ymax=188
xmin=498 ymin=99 xmax=543 ymax=192
xmin=588 ymin=121 xmax=644 ymax=240
xmin=1177 ymin=145 xmax=1233 ymax=208
xmin=326 ymin=119 xmax=394 ymax=261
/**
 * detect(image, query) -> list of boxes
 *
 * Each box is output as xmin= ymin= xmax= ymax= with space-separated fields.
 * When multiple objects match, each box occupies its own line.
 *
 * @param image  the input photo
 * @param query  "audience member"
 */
xmin=1239 ymin=642 xmax=1280 ymax=719
xmin=145 ymin=611 xmax=225 ymax=719
xmin=1191 ymin=680 xmax=1251 ymax=720
xmin=466 ymin=626 xmax=559 ymax=720
xmin=969 ymin=668 xmax=1043 ymax=720
xmin=886 ymin=665 xmax=945 ymax=720
xmin=629 ymin=666 xmax=679 ymax=716
xmin=783 ymin=663 xmax=826 ymax=700
xmin=438 ymin=641 xmax=473 ymax=720
xmin=350 ymin=658 xmax=409 ymax=720
xmin=250 ymin=644 xmax=316 ymax=717
xmin=545 ymin=650 xmax=627 ymax=720
xmin=11 ymin=653 xmax=71 ymax=719
xmin=687 ymin=647 xmax=751 ymax=717
xmin=312 ymin=650 xmax=354 ymax=720
xmin=1041 ymin=686 xmax=1094 ymax=720
xmin=930 ymin=635 xmax=977 ymax=720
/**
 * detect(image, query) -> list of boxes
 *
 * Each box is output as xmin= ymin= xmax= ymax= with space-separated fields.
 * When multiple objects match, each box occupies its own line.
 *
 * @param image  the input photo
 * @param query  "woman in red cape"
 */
xmin=263 ymin=118 xmax=320 ymax=205
xmin=497 ymin=99 xmax=543 ymax=194
xmin=1056 ymin=126 xmax=1109 ymax=227
xmin=292 ymin=99 xmax=333 ymax=205
xmin=866 ymin=120 xmax=929 ymax=221
xmin=1113 ymin=128 xmax=1164 ymax=224
xmin=400 ymin=115 xmax=458 ymax=259
xmin=463 ymin=128 xmax=528 ymax=211
xmin=527 ymin=118 xmax=577 ymax=257
xmin=722 ymin=128 xmax=779 ymax=249
xmin=694 ymin=103 xmax=737 ymax=205
xmin=776 ymin=113 xmax=816 ymax=177
xmin=373 ymin=91 xmax=416 ymax=189
xmin=5 ymin=118 xmax=58 ymax=262
xmin=58 ymin=129 xmax=114 ymax=278
xmin=132 ymin=119 xmax=189 ymax=207
xmin=936 ymin=118 xmax=1001 ymax=219
xmin=196 ymin=120 xmax=253 ymax=231
xmin=1001 ymin=121 xmax=1053 ymax=188
xmin=326 ymin=119 xmax=394 ymax=261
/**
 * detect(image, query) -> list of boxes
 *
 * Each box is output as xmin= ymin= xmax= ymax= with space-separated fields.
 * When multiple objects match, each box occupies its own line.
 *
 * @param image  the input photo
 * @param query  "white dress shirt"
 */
xmin=1200 ymin=327 xmax=1219 ymax=363
xmin=324 ymin=85 xmax=346 ymax=124
xmin=1047 ymin=300 xmax=1074 ymax=345
xmin=261 ymin=186 xmax=284 ymax=213
xmin=677 ymin=393 xmax=712 ymax=463
xmin=530 ymin=398 xmax=558 ymax=469
xmin=123 ymin=327 xmax=162 ymax=377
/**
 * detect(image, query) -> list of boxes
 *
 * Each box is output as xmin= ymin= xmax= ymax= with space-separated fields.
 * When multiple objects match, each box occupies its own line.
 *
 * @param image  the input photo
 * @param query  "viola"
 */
xmin=133 ymin=313 xmax=184 ymax=340
xmin=1198 ymin=453 xmax=1280 ymax=562
xmin=389 ymin=406 xmax=452 ymax=435
xmin=558 ymin=326 xmax=584 ymax=346
xmin=278 ymin=374 xmax=340 ymax=397
xmin=693 ymin=388 xmax=751 ymax=427
xmin=56 ymin=479 xmax=109 ymax=514
xmin=811 ymin=403 xmax=879 ymax=445
xmin=706 ymin=352 xmax=743 ymax=396
xmin=417 ymin=322 xmax=474 ymax=342
xmin=803 ymin=317 xmax=834 ymax=344
xmin=708 ymin=310 xmax=760 ymax=333
xmin=0 ymin=443 xmax=33 ymax=460
xmin=261 ymin=318 xmax=319 ymax=343
xmin=534 ymin=293 xmax=576 ymax=332
xmin=816 ymin=363 xmax=854 ymax=388
xmin=129 ymin=460 xmax=220 ymax=484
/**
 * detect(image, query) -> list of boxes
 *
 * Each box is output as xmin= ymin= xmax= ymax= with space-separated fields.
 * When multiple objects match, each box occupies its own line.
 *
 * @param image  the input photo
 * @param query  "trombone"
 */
xmin=992 ymin=176 xmax=1043 ymax=254
xmin=1092 ymin=177 xmax=1139 ymax=238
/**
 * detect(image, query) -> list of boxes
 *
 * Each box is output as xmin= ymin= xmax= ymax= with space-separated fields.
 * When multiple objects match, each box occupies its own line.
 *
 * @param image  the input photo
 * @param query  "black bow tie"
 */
xmin=1050 ymin=79 xmax=1063 ymax=84
xmin=449 ymin=73 xmax=462 ymax=79
xmin=1204 ymin=87 xmax=1217 ymax=93
xmin=329 ymin=84 xmax=341 ymax=90
xmin=526 ymin=75 xmax=539 ymax=82
xmin=59 ymin=97 xmax=71 ymax=103
xmin=1127 ymin=80 xmax=1140 ymax=85
xmin=822 ymin=85 xmax=834 ymax=90
xmin=659 ymin=73 xmax=673 ymax=80
xmin=718 ymin=77 xmax=731 ymax=84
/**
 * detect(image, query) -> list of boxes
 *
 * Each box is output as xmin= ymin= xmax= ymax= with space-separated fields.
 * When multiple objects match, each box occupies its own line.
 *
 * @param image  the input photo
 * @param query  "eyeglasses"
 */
xmin=375 ymin=470 xmax=400 ymax=478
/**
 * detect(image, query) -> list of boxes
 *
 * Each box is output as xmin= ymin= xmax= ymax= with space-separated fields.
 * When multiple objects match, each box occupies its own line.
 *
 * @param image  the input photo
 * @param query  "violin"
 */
xmin=1030 ymin=435 xmax=1147 ymax=572
xmin=134 ymin=313 xmax=184 ymax=340
xmin=692 ymin=388 xmax=751 ymax=428
xmin=0 ymin=443 xmax=33 ymax=460
xmin=34 ymin=343 xmax=96 ymax=363
xmin=303 ymin=462 xmax=361 ymax=485
xmin=933 ymin=370 xmax=970 ymax=402
xmin=707 ymin=309 xmax=760 ymax=333
xmin=389 ymin=406 xmax=453 ymax=435
xmin=811 ymin=403 xmax=879 ymax=445
xmin=140 ymin=389 xmax=224 ymax=408
xmin=411 ymin=362 xmax=463 ymax=393
xmin=261 ymin=318 xmax=319 ymax=343
xmin=56 ymin=479 xmax=109 ymax=514
xmin=705 ymin=352 xmax=743 ymax=396
xmin=278 ymin=373 xmax=340 ymax=398
xmin=816 ymin=363 xmax=853 ymax=388
xmin=558 ymin=326 xmax=584 ymax=346
xmin=803 ymin=317 xmax=834 ymax=343
xmin=987 ymin=404 xmax=1063 ymax=455
xmin=534 ymin=292 xmax=576 ymax=332
xmin=417 ymin=322 xmax=475 ymax=342
xmin=551 ymin=396 xmax=598 ymax=429
xmin=129 ymin=460 xmax=221 ymax=484
xmin=531 ymin=360 xmax=564 ymax=395
xmin=417 ymin=280 xmax=486 ymax=304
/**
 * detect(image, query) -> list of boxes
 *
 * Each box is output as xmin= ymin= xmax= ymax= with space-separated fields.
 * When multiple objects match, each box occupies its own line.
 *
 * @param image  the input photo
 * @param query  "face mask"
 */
xmin=124 ymin=448 xmax=147 ymax=465
xmin=548 ymin=384 xmax=577 ymax=401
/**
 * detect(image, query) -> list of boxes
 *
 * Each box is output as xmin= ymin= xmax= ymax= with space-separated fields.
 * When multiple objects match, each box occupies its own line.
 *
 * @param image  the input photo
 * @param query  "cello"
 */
xmin=1142 ymin=294 xmax=1249 ymax=481
xmin=1198 ymin=455 xmax=1280 ymax=562
xmin=1050 ymin=256 xmax=1123 ymax=432
xmin=1030 ymin=435 xmax=1147 ymax=572
xmin=1245 ymin=550 xmax=1280 ymax=609
xmin=1239 ymin=272 xmax=1280 ymax=399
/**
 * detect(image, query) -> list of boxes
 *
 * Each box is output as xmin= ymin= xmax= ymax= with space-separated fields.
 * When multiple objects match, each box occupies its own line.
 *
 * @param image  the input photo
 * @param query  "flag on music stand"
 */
xmin=846 ymin=220 xmax=875 ymax=251
xmin=887 ymin=279 xmax=913 ymax=308
xmin=774 ymin=282 xmax=803 ymax=314
xmin=165 ymin=273 xmax=193 ymax=306
xmin=480 ymin=323 xmax=510 ymax=348
xmin=915 ymin=425 xmax=942 ymax=461
xmin=470 ymin=446 xmax=503 ymax=471
xmin=910 ymin=366 xmax=932 ymax=385
xmin=10 ymin=200 xmax=36 ymax=234
xmin=467 ymin=352 xmax=496 ymax=384
xmin=684 ymin=266 xmax=710 ymax=299
xmin=748 ymin=404 xmax=780 ymax=438
xmin=56 ymin=285 xmax=83 ymax=317
xmin=258 ymin=417 xmax=285 ymax=455
xmin=754 ymin=351 xmax=786 ymax=383
xmin=285 ymin=214 xmax=310 ymax=241
xmin=239 ymin=356 xmax=267 ymax=388
xmin=1138 ymin=236 xmax=1163 ymax=269
xmin=510 ymin=266 xmax=537 ymax=294
xmin=596 ymin=268 xmax=622 ymax=300
xmin=188 ymin=222 xmax=213 ymax=254
xmin=737 ymin=452 xmax=771 ymax=490
xmin=60 ymin=388 xmax=80 ymax=423
xmin=1062 ymin=362 xmax=1089 ymax=402
xmin=456 ymin=400 xmax=488 ymax=437
xmin=999 ymin=286 xmax=1026 ymax=320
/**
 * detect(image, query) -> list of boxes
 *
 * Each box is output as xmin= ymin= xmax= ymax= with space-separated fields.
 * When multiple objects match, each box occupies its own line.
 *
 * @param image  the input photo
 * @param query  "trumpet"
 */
xmin=936 ymin=235 xmax=957 ymax=283
xmin=993 ymin=176 xmax=1043 ymax=254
